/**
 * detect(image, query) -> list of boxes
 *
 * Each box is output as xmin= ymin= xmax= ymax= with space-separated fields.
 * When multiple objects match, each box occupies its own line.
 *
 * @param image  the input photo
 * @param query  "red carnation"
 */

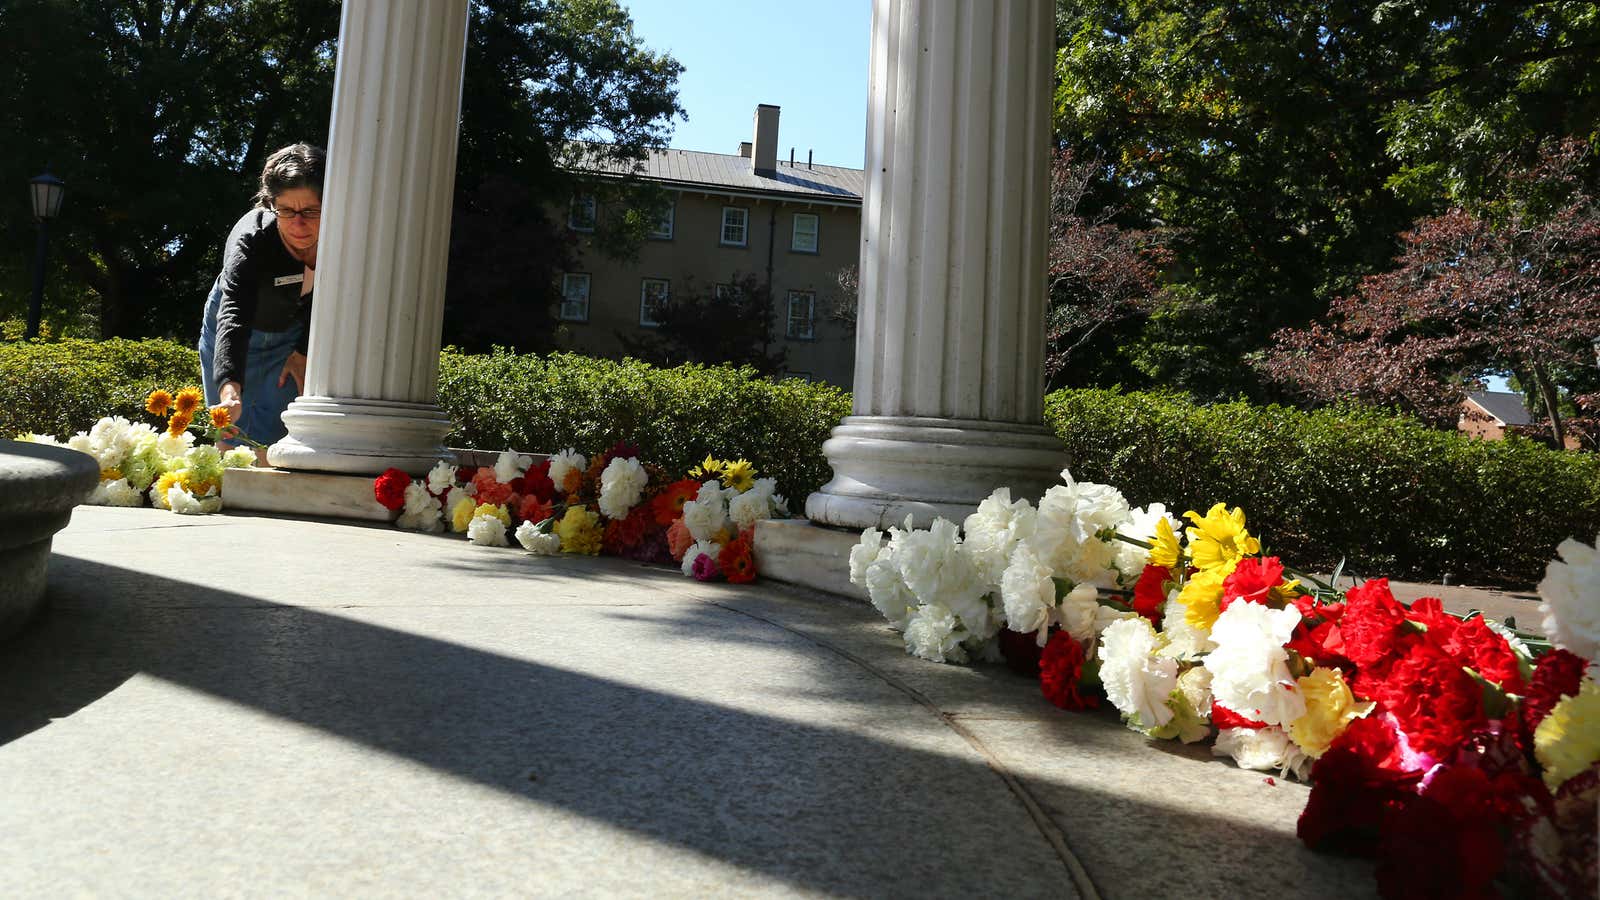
xmin=719 ymin=534 xmax=757 ymax=584
xmin=1340 ymin=579 xmax=1412 ymax=668
xmin=373 ymin=467 xmax=410 ymax=511
xmin=1368 ymin=640 xmax=1486 ymax=758
xmin=998 ymin=627 xmax=1046 ymax=678
xmin=1522 ymin=648 xmax=1587 ymax=740
xmin=1442 ymin=616 xmax=1526 ymax=695
xmin=603 ymin=504 xmax=655 ymax=555
xmin=1211 ymin=702 xmax=1268 ymax=730
xmin=652 ymin=478 xmax=703 ymax=527
xmin=517 ymin=495 xmax=555 ymax=527
xmin=1220 ymin=555 xmax=1286 ymax=611
xmin=1039 ymin=631 xmax=1098 ymax=710
xmin=1297 ymin=714 xmax=1425 ymax=854
xmin=1287 ymin=619 xmax=1352 ymax=672
xmin=1376 ymin=765 xmax=1537 ymax=900
xmin=1131 ymin=564 xmax=1169 ymax=625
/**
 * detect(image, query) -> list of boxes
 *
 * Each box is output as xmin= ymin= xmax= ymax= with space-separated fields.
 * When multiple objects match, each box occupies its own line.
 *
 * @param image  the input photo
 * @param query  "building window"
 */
xmin=568 ymin=194 xmax=596 ymax=232
xmin=639 ymin=278 xmax=670 ymax=327
xmin=649 ymin=201 xmax=674 ymax=240
xmin=791 ymin=213 xmax=819 ymax=253
xmin=720 ymin=206 xmax=748 ymax=247
xmin=786 ymin=290 xmax=815 ymax=340
xmin=713 ymin=283 xmax=733 ymax=301
xmin=559 ymin=273 xmax=591 ymax=322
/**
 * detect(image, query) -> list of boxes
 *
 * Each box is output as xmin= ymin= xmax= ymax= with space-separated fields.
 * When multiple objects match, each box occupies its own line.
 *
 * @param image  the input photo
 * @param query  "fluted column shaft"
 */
xmin=806 ymin=0 xmax=1066 ymax=530
xmin=268 ymin=0 xmax=467 ymax=475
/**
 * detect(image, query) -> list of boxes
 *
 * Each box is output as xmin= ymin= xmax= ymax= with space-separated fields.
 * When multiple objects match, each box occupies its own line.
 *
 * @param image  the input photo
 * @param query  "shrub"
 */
xmin=1046 ymin=389 xmax=1600 ymax=586
xmin=0 ymin=338 xmax=201 ymax=439
xmin=439 ymin=349 xmax=849 ymax=501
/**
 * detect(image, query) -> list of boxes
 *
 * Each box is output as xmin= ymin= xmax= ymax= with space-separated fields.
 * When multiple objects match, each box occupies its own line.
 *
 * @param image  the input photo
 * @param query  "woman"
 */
xmin=198 ymin=143 xmax=325 ymax=459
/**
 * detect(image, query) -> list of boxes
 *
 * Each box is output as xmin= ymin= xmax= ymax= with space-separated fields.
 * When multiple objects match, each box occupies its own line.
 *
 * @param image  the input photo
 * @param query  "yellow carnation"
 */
xmin=1290 ymin=667 xmax=1375 ymax=757
xmin=1179 ymin=564 xmax=1233 ymax=633
xmin=100 ymin=467 xmax=123 ymax=482
xmin=1149 ymin=516 xmax=1182 ymax=569
xmin=1534 ymin=679 xmax=1600 ymax=792
xmin=555 ymin=505 xmax=603 ymax=555
xmin=1183 ymin=503 xmax=1261 ymax=572
xmin=449 ymin=495 xmax=478 ymax=533
xmin=474 ymin=503 xmax=511 ymax=527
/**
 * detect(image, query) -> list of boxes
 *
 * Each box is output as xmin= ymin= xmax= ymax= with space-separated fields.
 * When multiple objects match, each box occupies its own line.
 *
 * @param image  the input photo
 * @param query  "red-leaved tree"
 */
xmin=1045 ymin=149 xmax=1169 ymax=387
xmin=1258 ymin=140 xmax=1600 ymax=449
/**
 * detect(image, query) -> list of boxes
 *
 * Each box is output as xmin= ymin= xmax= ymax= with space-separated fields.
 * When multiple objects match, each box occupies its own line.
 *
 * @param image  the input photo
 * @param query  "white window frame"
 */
xmin=568 ymin=194 xmax=596 ymax=232
xmin=786 ymin=290 xmax=816 ymax=340
xmin=649 ymin=200 xmax=675 ymax=240
xmin=791 ymin=213 xmax=819 ymax=253
xmin=720 ymin=206 xmax=748 ymax=247
xmin=639 ymin=278 xmax=670 ymax=328
xmin=559 ymin=273 xmax=591 ymax=322
xmin=713 ymin=283 xmax=732 ymax=301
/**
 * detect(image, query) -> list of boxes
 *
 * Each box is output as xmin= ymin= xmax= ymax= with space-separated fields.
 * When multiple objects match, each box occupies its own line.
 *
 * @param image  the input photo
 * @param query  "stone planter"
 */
xmin=0 ymin=439 xmax=99 ymax=639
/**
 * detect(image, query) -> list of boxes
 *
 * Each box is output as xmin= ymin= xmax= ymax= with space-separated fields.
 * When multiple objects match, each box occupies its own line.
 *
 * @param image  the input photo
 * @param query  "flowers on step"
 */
xmin=467 ymin=504 xmax=511 ymax=547
xmin=1538 ymin=533 xmax=1600 ymax=664
xmin=374 ymin=467 xmax=410 ymax=511
xmin=598 ymin=456 xmax=648 ymax=519
xmin=555 ymin=505 xmax=602 ymax=555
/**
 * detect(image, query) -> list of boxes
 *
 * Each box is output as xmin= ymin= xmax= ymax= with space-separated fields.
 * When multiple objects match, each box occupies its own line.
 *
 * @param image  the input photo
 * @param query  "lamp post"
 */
xmin=26 ymin=169 xmax=66 ymax=340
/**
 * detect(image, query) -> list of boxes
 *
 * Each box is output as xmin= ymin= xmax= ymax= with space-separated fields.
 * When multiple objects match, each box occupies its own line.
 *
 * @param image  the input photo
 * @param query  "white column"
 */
xmin=267 ymin=0 xmax=468 ymax=475
xmin=806 ymin=0 xmax=1066 ymax=530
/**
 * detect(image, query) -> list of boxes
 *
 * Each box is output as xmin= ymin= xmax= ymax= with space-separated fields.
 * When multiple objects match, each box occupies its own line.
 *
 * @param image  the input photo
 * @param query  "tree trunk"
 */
xmin=1530 ymin=361 xmax=1567 ymax=449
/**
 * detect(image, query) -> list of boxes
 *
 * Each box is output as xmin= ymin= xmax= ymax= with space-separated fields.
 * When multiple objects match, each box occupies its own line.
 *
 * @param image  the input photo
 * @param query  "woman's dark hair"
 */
xmin=253 ymin=143 xmax=326 ymax=208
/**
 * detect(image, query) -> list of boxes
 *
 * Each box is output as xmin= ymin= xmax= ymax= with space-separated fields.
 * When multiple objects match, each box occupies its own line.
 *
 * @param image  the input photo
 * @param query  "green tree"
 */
xmin=618 ymin=273 xmax=787 ymax=376
xmin=1052 ymin=1 xmax=1600 ymax=399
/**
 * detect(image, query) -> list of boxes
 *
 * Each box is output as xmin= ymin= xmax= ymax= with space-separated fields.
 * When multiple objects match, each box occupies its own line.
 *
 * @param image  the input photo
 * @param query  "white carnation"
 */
xmin=962 ymin=488 xmax=1038 ymax=590
xmin=515 ymin=521 xmax=561 ymax=555
xmin=1207 ymin=602 xmax=1306 ymax=727
xmin=1031 ymin=473 xmax=1129 ymax=589
xmin=1157 ymin=596 xmax=1218 ymax=661
xmin=1213 ymin=726 xmax=1312 ymax=781
xmin=494 ymin=450 xmax=531 ymax=485
xmin=861 ymin=524 xmax=918 ymax=630
xmin=682 ymin=482 xmax=730 ymax=543
xmin=167 ymin=485 xmax=221 ymax=515
xmin=222 ymin=447 xmax=257 ymax=469
xmin=598 ymin=456 xmax=648 ymax=519
xmin=1098 ymin=616 xmax=1178 ymax=732
xmin=728 ymin=489 xmax=773 ymax=531
xmin=396 ymin=481 xmax=444 ymax=533
xmin=1114 ymin=503 xmax=1180 ymax=584
xmin=895 ymin=518 xmax=985 ymax=625
xmin=15 ymin=432 xmax=61 ymax=445
xmin=156 ymin=430 xmax=194 ymax=459
xmin=1058 ymin=581 xmax=1111 ymax=643
xmin=66 ymin=433 xmax=92 ymax=455
xmin=1537 ymin=533 xmax=1600 ymax=662
xmin=426 ymin=459 xmax=457 ymax=494
xmin=903 ymin=603 xmax=969 ymax=664
xmin=1177 ymin=665 xmax=1214 ymax=717
xmin=100 ymin=478 xmax=145 ymax=508
xmin=681 ymin=541 xmax=722 ymax=577
xmin=1000 ymin=541 xmax=1057 ymax=645
xmin=849 ymin=528 xmax=885 ymax=586
xmin=467 ymin=512 xmax=510 ymax=547
xmin=546 ymin=448 xmax=587 ymax=492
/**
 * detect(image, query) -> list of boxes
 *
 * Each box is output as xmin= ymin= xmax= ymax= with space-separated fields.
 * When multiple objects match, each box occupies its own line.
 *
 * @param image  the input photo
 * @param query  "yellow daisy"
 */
xmin=1149 ymin=516 xmax=1182 ymax=569
xmin=1184 ymin=503 xmax=1261 ymax=572
xmin=145 ymin=389 xmax=173 ymax=417
xmin=173 ymin=387 xmax=203 ymax=415
xmin=719 ymin=458 xmax=756 ymax=492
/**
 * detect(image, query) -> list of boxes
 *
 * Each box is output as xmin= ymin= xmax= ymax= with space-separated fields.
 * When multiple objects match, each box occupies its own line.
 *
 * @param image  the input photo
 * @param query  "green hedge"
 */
xmin=7 ymin=338 xmax=1596 ymax=585
xmin=438 ymin=349 xmax=850 ymax=501
xmin=1046 ymin=389 xmax=1600 ymax=586
xmin=0 ymin=338 xmax=202 ymax=439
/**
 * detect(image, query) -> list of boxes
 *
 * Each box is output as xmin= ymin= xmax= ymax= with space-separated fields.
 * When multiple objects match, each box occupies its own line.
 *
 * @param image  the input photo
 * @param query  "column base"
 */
xmin=803 ymin=415 xmax=1067 ymax=530
xmin=268 ymin=396 xmax=455 ymax=476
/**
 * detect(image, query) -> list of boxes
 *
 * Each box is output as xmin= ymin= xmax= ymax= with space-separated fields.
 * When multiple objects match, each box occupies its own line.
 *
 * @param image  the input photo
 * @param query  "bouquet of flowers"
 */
xmin=851 ymin=469 xmax=1598 ymax=898
xmin=372 ymin=447 xmax=789 ymax=585
xmin=16 ymin=387 xmax=257 ymax=515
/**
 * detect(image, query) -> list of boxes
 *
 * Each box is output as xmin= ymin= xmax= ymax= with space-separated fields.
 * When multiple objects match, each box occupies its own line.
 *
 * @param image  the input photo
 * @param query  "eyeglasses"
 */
xmin=272 ymin=205 xmax=321 ymax=221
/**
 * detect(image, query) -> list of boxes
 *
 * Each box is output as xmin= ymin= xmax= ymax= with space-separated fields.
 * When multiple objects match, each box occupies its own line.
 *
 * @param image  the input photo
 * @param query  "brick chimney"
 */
xmin=751 ymin=104 xmax=779 ymax=176
xmin=737 ymin=141 xmax=752 ymax=158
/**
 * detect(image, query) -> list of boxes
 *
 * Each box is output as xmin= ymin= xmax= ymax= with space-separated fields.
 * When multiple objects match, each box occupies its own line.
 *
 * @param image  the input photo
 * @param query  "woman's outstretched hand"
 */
xmin=218 ymin=381 xmax=244 ymax=429
xmin=279 ymin=351 xmax=307 ymax=394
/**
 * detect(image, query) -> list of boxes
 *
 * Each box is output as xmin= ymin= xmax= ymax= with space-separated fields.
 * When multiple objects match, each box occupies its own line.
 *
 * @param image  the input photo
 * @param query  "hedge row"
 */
xmin=4 ymin=338 xmax=1596 ymax=585
xmin=1045 ymin=389 xmax=1600 ymax=586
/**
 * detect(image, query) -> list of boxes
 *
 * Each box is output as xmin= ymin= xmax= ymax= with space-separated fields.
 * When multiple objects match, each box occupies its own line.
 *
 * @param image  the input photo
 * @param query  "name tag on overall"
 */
xmin=273 ymin=274 xmax=305 ymax=287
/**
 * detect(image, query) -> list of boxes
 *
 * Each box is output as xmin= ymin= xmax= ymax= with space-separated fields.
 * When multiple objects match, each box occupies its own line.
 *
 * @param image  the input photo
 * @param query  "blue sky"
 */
xmin=622 ymin=0 xmax=871 ymax=170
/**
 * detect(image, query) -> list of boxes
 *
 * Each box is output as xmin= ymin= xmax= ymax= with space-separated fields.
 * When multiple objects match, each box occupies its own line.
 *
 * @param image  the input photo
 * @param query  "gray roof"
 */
xmin=571 ymin=145 xmax=864 ymax=205
xmin=1466 ymin=391 xmax=1533 ymax=426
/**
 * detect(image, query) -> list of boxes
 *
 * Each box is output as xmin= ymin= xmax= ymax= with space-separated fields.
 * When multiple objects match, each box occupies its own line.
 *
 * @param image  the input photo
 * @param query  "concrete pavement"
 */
xmin=1 ymin=507 xmax=1377 ymax=898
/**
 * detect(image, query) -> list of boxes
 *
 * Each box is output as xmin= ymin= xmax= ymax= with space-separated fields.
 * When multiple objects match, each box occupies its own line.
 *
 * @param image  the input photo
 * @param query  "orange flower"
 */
xmin=167 ymin=411 xmax=193 ymax=437
xmin=145 ymin=389 xmax=174 ymax=417
xmin=208 ymin=404 xmax=233 ymax=430
xmin=666 ymin=518 xmax=693 ymax=561
xmin=719 ymin=536 xmax=757 ymax=584
xmin=651 ymin=479 xmax=702 ymax=526
xmin=174 ymin=387 xmax=203 ymax=415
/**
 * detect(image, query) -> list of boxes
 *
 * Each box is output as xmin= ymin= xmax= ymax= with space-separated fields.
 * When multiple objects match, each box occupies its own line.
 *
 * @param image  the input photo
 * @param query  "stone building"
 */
xmin=556 ymin=105 xmax=862 ymax=387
